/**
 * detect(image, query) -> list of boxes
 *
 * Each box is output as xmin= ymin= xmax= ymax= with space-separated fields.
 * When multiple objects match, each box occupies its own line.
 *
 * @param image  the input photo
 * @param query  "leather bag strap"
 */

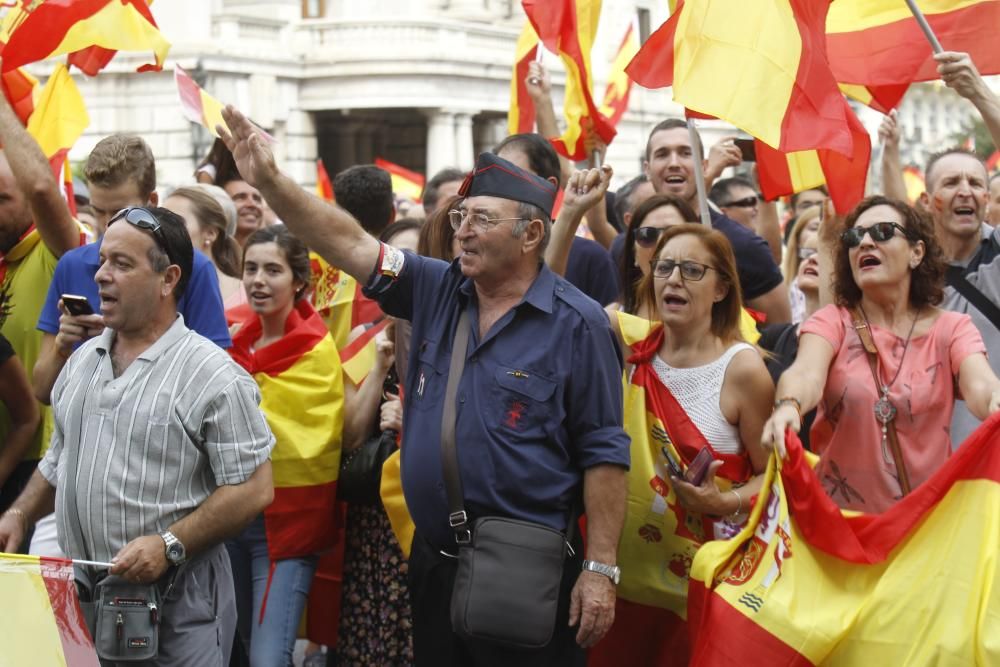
xmin=849 ymin=308 xmax=912 ymax=496
xmin=441 ymin=310 xmax=473 ymax=543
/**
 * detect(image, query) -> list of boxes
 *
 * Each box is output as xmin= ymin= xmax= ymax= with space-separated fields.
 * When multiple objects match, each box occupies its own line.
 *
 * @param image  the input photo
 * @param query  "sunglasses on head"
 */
xmin=721 ymin=195 xmax=760 ymax=209
xmin=634 ymin=226 xmax=666 ymax=248
xmin=108 ymin=207 xmax=174 ymax=264
xmin=841 ymin=221 xmax=911 ymax=248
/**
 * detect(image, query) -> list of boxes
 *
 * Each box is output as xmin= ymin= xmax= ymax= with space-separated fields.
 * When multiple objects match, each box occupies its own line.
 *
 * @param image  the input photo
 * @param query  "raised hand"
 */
xmin=525 ymin=60 xmax=551 ymax=101
xmin=218 ymin=106 xmax=279 ymax=190
xmin=561 ymin=165 xmax=614 ymax=218
xmin=936 ymin=51 xmax=990 ymax=102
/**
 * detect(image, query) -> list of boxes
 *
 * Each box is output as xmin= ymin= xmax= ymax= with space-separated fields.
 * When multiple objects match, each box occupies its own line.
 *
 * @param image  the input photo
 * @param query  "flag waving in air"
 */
xmin=375 ymin=157 xmax=425 ymax=202
xmin=508 ymin=21 xmax=539 ymax=135
xmin=26 ymin=64 xmax=90 ymax=170
xmin=686 ymin=418 xmax=1000 ymax=665
xmin=1 ymin=0 xmax=170 ymax=74
xmin=174 ymin=65 xmax=226 ymax=137
xmin=599 ymin=21 xmax=639 ymax=128
xmin=522 ymin=0 xmax=616 ymax=160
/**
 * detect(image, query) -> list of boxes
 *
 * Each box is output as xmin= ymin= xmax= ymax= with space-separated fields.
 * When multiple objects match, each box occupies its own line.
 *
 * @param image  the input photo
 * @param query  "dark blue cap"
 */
xmin=458 ymin=152 xmax=558 ymax=218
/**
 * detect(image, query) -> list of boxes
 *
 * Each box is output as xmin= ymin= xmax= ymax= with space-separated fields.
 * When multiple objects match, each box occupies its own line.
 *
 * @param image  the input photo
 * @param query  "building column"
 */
xmin=454 ymin=113 xmax=475 ymax=170
xmin=425 ymin=110 xmax=457 ymax=178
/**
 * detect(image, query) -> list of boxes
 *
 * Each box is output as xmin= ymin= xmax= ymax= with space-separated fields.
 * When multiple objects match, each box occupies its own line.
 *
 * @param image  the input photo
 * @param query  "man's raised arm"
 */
xmin=219 ymin=106 xmax=380 ymax=281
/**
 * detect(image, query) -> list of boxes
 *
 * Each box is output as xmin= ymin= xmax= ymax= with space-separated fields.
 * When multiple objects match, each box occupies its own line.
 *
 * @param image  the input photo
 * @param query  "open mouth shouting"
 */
xmin=857 ymin=253 xmax=882 ymax=271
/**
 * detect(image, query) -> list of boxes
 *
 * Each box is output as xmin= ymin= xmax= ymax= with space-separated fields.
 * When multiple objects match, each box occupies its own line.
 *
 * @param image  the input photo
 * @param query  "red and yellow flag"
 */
xmin=627 ymin=0 xmax=853 ymax=156
xmin=229 ymin=300 xmax=343 ymax=559
xmin=316 ymin=159 xmax=334 ymax=202
xmin=827 ymin=0 xmax=1000 ymax=88
xmin=599 ymin=21 xmax=639 ymax=128
xmin=0 ymin=66 xmax=38 ymax=126
xmin=686 ymin=418 xmax=1000 ymax=665
xmin=522 ymin=0 xmax=616 ymax=160
xmin=375 ymin=157 xmax=425 ymax=203
xmin=26 ymin=64 xmax=89 ymax=173
xmin=986 ymin=150 xmax=1000 ymax=173
xmin=174 ymin=65 xmax=225 ymax=137
xmin=755 ymin=107 xmax=871 ymax=214
xmin=508 ymin=21 xmax=539 ymax=135
xmin=903 ymin=165 xmax=926 ymax=203
xmin=309 ymin=253 xmax=383 ymax=350
xmin=338 ymin=317 xmax=388 ymax=386
xmin=1 ymin=0 xmax=170 ymax=74
xmin=0 ymin=553 xmax=99 ymax=666
xmin=837 ymin=82 xmax=909 ymax=114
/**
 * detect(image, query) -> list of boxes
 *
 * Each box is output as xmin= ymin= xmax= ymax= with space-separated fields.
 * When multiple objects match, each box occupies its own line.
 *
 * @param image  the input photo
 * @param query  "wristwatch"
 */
xmin=582 ymin=559 xmax=621 ymax=585
xmin=160 ymin=531 xmax=187 ymax=566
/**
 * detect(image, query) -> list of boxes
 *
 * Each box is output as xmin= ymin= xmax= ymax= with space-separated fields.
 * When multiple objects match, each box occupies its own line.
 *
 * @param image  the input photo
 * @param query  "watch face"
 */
xmin=167 ymin=543 xmax=184 ymax=561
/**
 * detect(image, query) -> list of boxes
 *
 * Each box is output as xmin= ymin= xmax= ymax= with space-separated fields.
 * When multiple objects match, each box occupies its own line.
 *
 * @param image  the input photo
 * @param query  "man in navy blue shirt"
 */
xmin=220 ymin=107 xmax=629 ymax=667
xmin=32 ymin=134 xmax=230 ymax=405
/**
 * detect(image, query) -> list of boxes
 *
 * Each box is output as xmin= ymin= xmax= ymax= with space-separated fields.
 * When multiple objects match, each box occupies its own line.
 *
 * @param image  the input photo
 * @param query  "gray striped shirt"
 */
xmin=38 ymin=316 xmax=274 ymax=562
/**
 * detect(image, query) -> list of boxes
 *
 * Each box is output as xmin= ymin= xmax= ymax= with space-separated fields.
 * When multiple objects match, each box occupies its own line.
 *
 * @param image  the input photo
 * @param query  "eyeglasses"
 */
xmin=797 ymin=247 xmax=818 ymax=261
xmin=634 ymin=226 xmax=666 ymax=248
xmin=841 ymin=221 xmax=911 ymax=249
xmin=448 ymin=210 xmax=525 ymax=233
xmin=651 ymin=258 xmax=715 ymax=281
xmin=721 ymin=195 xmax=760 ymax=209
xmin=108 ymin=207 xmax=174 ymax=265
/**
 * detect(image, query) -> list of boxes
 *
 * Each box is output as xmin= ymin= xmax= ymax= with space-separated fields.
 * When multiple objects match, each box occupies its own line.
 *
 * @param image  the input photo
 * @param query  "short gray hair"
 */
xmin=512 ymin=201 xmax=551 ymax=255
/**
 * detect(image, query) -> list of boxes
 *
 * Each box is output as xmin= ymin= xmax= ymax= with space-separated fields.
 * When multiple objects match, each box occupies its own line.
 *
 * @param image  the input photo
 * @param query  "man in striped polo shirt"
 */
xmin=0 ymin=206 xmax=275 ymax=666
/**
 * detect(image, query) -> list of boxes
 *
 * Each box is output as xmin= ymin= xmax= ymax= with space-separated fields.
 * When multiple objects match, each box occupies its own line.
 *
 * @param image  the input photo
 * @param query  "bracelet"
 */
xmin=774 ymin=396 xmax=802 ymax=419
xmin=728 ymin=490 xmax=743 ymax=521
xmin=3 ymin=507 xmax=28 ymax=532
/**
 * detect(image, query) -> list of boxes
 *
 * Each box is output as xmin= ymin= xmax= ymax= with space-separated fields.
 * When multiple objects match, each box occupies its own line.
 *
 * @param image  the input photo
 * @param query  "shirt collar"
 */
xmin=457 ymin=263 xmax=555 ymax=314
xmin=95 ymin=314 xmax=189 ymax=362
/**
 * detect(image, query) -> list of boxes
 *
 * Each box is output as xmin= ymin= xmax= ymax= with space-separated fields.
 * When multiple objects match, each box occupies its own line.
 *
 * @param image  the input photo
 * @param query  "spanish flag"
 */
xmin=755 ymin=106 xmax=871 ymax=214
xmin=903 ymin=165 xmax=926 ymax=203
xmin=598 ymin=21 xmax=639 ymax=128
xmin=1 ymin=0 xmax=170 ymax=74
xmin=0 ymin=553 xmax=99 ymax=666
xmin=837 ymin=82 xmax=909 ymax=114
xmin=174 ymin=65 xmax=225 ymax=137
xmin=309 ymin=253 xmax=383 ymax=350
xmin=827 ymin=0 xmax=1000 ymax=88
xmin=507 ymin=20 xmax=539 ymax=136
xmin=627 ymin=0 xmax=853 ymax=156
xmin=339 ymin=317 xmax=388 ymax=386
xmin=375 ymin=157 xmax=425 ymax=203
xmin=229 ymin=300 xmax=343 ymax=559
xmin=26 ymin=64 xmax=90 ymax=173
xmin=686 ymin=417 xmax=1000 ymax=665
xmin=0 ymin=66 xmax=38 ymax=126
xmin=316 ymin=158 xmax=334 ymax=202
xmin=522 ymin=0 xmax=616 ymax=161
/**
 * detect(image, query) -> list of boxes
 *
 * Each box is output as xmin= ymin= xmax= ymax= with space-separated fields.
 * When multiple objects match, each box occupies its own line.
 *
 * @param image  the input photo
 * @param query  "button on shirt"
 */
xmin=366 ymin=253 xmax=630 ymax=549
xmin=38 ymin=316 xmax=273 ymax=562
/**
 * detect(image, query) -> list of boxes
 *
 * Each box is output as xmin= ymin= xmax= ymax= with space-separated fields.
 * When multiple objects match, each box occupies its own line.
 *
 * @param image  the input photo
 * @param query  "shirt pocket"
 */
xmin=491 ymin=366 xmax=558 ymax=439
xmin=410 ymin=339 xmax=446 ymax=411
xmin=906 ymin=367 xmax=950 ymax=419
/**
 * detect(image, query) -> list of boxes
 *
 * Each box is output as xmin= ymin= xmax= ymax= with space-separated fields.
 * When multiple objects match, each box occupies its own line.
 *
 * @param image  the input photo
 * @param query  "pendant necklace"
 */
xmin=860 ymin=305 xmax=919 ymax=453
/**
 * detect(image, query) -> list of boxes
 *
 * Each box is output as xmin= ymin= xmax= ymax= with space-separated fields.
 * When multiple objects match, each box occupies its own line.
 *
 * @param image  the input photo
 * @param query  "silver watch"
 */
xmin=582 ymin=559 xmax=621 ymax=585
xmin=160 ymin=530 xmax=187 ymax=566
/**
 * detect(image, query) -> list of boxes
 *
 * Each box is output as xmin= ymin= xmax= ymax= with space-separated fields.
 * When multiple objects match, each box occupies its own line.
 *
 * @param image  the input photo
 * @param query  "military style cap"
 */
xmin=457 ymin=152 xmax=558 ymax=218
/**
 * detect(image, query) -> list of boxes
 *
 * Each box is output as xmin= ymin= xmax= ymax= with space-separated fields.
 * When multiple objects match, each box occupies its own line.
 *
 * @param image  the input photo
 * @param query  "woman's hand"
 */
xmin=373 ymin=329 xmax=395 ymax=376
xmin=380 ymin=394 xmax=403 ymax=433
xmin=760 ymin=403 xmax=800 ymax=459
xmin=668 ymin=461 xmax=731 ymax=516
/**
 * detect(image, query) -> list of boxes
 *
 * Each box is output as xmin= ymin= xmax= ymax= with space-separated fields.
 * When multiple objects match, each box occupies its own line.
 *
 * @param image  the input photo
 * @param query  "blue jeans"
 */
xmin=225 ymin=515 xmax=318 ymax=667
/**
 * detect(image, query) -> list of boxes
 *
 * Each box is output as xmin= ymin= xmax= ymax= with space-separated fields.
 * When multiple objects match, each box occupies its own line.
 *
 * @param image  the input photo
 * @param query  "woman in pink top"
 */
xmin=762 ymin=196 xmax=1000 ymax=512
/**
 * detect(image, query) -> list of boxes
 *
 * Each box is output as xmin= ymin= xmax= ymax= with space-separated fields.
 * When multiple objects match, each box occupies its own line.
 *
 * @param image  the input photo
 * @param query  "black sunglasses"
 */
xmin=634 ymin=226 xmax=666 ymax=248
xmin=108 ymin=207 xmax=174 ymax=265
xmin=721 ymin=195 xmax=760 ymax=208
xmin=841 ymin=221 xmax=911 ymax=248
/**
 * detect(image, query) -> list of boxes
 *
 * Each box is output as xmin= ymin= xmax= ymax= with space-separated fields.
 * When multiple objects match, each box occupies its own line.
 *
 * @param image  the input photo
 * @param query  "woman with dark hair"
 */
xmin=226 ymin=226 xmax=344 ymax=666
xmin=417 ymin=195 xmax=462 ymax=261
xmin=593 ymin=223 xmax=773 ymax=666
xmin=618 ymin=194 xmax=699 ymax=316
xmin=164 ymin=185 xmax=245 ymax=307
xmin=763 ymin=196 xmax=1000 ymax=512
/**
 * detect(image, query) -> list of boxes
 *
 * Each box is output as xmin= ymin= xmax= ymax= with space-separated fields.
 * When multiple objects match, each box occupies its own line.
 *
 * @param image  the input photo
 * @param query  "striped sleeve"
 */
xmin=200 ymin=375 xmax=275 ymax=485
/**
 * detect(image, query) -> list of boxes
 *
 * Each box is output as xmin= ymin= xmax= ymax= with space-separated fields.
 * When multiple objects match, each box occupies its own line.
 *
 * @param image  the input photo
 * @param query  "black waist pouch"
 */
xmin=449 ymin=516 xmax=567 ymax=649
xmin=78 ymin=572 xmax=160 ymax=662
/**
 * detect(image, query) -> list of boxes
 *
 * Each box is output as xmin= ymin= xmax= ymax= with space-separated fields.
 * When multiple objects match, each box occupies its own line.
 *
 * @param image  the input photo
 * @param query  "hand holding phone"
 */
xmin=685 ymin=448 xmax=717 ymax=487
xmin=733 ymin=138 xmax=756 ymax=162
xmin=61 ymin=294 xmax=94 ymax=316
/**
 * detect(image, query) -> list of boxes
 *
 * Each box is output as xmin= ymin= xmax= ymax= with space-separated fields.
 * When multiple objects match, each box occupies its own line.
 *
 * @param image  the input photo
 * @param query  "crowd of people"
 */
xmin=0 ymin=46 xmax=998 ymax=667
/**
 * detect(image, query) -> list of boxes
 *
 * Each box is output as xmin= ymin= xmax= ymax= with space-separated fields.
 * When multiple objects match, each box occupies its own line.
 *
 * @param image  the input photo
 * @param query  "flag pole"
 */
xmin=73 ymin=558 xmax=114 ymax=569
xmin=687 ymin=118 xmax=712 ymax=226
xmin=904 ymin=0 xmax=944 ymax=53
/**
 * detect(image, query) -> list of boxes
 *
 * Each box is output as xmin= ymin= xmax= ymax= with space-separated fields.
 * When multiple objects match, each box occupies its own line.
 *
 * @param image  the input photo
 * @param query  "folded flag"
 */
xmin=0 ymin=553 xmax=98 ymax=666
xmin=508 ymin=21 xmax=539 ymax=135
xmin=174 ymin=65 xmax=225 ymax=137
xmin=522 ymin=0 xmax=616 ymax=160
xmin=687 ymin=416 xmax=1000 ymax=665
xmin=1 ymin=0 xmax=170 ymax=74
xmin=599 ymin=21 xmax=639 ymax=128
xmin=375 ymin=157 xmax=425 ymax=203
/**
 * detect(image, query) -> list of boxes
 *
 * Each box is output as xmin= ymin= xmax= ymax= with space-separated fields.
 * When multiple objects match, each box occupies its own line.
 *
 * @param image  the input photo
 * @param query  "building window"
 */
xmin=637 ymin=8 xmax=651 ymax=44
xmin=302 ymin=0 xmax=324 ymax=18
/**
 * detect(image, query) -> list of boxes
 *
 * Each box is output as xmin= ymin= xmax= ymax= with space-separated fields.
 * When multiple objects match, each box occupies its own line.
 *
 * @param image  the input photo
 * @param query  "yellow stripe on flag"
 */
xmin=48 ymin=1 xmax=170 ymax=71
xmin=827 ymin=0 xmax=988 ymax=33
xmin=784 ymin=150 xmax=826 ymax=193
xmin=380 ymin=451 xmax=415 ymax=558
xmin=26 ymin=64 xmax=89 ymax=160
xmin=198 ymin=88 xmax=225 ymax=137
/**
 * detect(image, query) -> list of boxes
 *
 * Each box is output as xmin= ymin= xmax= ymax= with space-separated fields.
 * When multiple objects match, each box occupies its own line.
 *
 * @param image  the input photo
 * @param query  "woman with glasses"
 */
xmin=591 ymin=223 xmax=773 ymax=666
xmin=762 ymin=196 xmax=1000 ymax=512
xmin=782 ymin=206 xmax=822 ymax=324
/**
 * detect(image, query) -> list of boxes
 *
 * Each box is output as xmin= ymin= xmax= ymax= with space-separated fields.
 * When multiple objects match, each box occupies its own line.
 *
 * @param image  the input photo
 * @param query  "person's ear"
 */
xmin=147 ymin=191 xmax=159 ymax=207
xmin=161 ymin=264 xmax=181 ymax=298
xmin=521 ymin=218 xmax=545 ymax=254
xmin=909 ymin=239 xmax=925 ymax=269
xmin=714 ymin=279 xmax=730 ymax=304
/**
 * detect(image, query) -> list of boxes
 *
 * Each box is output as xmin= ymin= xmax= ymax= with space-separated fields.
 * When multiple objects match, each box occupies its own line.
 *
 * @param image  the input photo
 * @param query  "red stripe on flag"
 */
xmin=175 ymin=65 xmax=206 ymax=126
xmin=265 ymin=482 xmax=340 ymax=559
xmin=39 ymin=556 xmax=100 ymax=667
xmin=514 ymin=45 xmax=538 ymax=134
xmin=589 ymin=598 xmax=690 ymax=666
xmin=339 ymin=317 xmax=388 ymax=365
xmin=374 ymin=158 xmax=426 ymax=190
xmin=624 ymin=3 xmax=681 ymax=89
xmin=229 ymin=300 xmax=330 ymax=376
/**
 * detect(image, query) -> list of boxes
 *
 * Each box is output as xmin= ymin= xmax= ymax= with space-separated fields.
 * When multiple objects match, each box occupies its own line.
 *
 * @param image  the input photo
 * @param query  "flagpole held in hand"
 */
xmin=904 ymin=0 xmax=944 ymax=53
xmin=687 ymin=118 xmax=712 ymax=226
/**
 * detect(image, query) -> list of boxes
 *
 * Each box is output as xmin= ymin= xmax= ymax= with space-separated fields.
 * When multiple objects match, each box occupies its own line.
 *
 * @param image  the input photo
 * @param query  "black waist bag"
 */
xmin=449 ymin=516 xmax=566 ymax=649
xmin=79 ymin=573 xmax=160 ymax=662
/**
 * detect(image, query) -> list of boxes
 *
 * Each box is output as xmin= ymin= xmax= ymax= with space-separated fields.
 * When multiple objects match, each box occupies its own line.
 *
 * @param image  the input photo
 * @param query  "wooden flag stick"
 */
xmin=687 ymin=118 xmax=712 ymax=226
xmin=904 ymin=0 xmax=944 ymax=53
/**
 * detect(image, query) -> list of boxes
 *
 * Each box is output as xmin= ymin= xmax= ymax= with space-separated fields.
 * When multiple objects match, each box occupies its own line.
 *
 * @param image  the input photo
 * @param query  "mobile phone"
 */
xmin=662 ymin=447 xmax=684 ymax=479
xmin=62 ymin=294 xmax=94 ymax=316
xmin=685 ymin=448 xmax=716 ymax=486
xmin=733 ymin=138 xmax=756 ymax=162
